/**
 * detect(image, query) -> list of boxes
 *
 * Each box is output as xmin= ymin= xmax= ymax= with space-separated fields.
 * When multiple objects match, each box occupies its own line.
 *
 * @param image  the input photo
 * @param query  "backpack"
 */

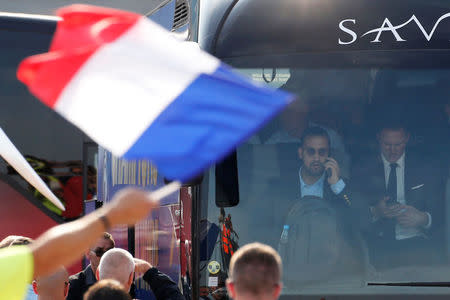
xmin=278 ymin=196 xmax=363 ymax=286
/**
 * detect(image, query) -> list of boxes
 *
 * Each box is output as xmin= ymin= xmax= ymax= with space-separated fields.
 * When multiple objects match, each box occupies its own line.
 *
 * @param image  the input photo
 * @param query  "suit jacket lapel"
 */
xmin=367 ymin=155 xmax=386 ymax=205
xmin=404 ymin=154 xmax=420 ymax=208
xmin=375 ymin=155 xmax=385 ymax=193
xmin=404 ymin=154 xmax=411 ymax=205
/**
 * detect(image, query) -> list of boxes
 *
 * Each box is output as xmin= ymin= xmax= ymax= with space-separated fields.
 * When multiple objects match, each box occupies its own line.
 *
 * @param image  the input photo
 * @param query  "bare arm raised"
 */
xmin=30 ymin=187 xmax=159 ymax=278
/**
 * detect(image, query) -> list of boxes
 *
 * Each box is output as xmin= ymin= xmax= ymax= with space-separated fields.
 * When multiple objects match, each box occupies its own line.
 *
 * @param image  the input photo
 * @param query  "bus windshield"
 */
xmin=200 ymin=61 xmax=450 ymax=295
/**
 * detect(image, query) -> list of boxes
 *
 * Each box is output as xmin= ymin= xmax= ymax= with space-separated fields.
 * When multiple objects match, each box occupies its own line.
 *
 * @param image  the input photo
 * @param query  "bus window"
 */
xmin=201 ymin=65 xmax=450 ymax=295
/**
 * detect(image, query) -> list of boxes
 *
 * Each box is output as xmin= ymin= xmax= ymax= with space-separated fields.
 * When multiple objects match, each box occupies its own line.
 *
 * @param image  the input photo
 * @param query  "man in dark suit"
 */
xmin=278 ymin=127 xmax=365 ymax=285
xmin=353 ymin=123 xmax=445 ymax=269
xmin=268 ymin=126 xmax=355 ymax=246
xmin=67 ymin=232 xmax=115 ymax=300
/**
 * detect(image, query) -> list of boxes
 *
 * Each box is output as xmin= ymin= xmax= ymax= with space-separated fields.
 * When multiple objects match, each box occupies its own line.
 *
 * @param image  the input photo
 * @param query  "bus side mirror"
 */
xmin=215 ymin=151 xmax=239 ymax=207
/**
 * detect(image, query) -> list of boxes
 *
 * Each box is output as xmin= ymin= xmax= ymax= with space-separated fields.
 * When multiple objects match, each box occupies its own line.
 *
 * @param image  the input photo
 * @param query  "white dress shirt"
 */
xmin=381 ymin=153 xmax=431 ymax=240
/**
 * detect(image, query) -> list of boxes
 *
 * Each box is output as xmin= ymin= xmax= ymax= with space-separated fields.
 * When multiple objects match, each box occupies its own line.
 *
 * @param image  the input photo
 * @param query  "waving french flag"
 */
xmin=17 ymin=4 xmax=293 ymax=181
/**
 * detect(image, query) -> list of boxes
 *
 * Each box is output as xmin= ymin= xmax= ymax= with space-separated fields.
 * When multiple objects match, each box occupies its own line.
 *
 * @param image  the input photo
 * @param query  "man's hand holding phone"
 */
xmin=324 ymin=157 xmax=341 ymax=185
xmin=372 ymin=196 xmax=405 ymax=219
xmin=372 ymin=196 xmax=428 ymax=228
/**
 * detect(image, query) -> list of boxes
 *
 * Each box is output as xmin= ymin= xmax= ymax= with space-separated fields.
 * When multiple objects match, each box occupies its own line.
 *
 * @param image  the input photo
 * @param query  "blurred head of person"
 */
xmin=226 ymin=242 xmax=282 ymax=300
xmin=0 ymin=235 xmax=37 ymax=300
xmin=1 ymin=235 xmax=37 ymax=300
xmin=32 ymin=267 xmax=69 ymax=300
xmin=0 ymin=235 xmax=33 ymax=248
xmin=96 ymin=248 xmax=135 ymax=292
xmin=86 ymin=232 xmax=115 ymax=274
xmin=83 ymin=279 xmax=131 ymax=300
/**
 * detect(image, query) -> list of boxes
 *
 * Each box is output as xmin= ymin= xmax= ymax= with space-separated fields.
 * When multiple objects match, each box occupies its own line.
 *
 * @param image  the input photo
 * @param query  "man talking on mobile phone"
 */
xmin=278 ymin=126 xmax=362 ymax=286
xmin=296 ymin=126 xmax=351 ymax=205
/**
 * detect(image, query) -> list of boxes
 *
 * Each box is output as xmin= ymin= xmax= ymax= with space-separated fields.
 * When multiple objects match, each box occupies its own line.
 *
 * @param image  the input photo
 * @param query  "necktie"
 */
xmin=386 ymin=162 xmax=398 ymax=202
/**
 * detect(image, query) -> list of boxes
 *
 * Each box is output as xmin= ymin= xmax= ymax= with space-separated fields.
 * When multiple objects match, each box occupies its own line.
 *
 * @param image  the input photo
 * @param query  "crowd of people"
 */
xmin=1 ymin=230 xmax=186 ymax=300
xmin=0 ymin=185 xmax=286 ymax=300
xmin=0 ymin=187 xmax=157 ymax=300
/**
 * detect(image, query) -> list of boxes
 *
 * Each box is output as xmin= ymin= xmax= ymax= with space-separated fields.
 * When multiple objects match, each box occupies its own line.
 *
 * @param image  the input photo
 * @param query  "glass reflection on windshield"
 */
xmin=205 ymin=68 xmax=450 ymax=294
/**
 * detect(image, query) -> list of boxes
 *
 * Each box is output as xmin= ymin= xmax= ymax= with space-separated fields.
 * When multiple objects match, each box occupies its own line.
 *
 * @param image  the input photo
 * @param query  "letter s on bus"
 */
xmin=338 ymin=19 xmax=357 ymax=45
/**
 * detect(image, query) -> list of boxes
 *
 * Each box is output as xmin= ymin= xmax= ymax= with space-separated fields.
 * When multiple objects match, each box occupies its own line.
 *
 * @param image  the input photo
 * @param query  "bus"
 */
xmin=192 ymin=0 xmax=450 ymax=299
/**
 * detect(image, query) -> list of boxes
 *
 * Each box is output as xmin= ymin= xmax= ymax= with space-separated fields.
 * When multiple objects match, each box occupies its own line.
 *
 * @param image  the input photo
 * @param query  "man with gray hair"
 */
xmin=97 ymin=248 xmax=135 ymax=292
xmin=226 ymin=242 xmax=282 ymax=300
xmin=97 ymin=248 xmax=184 ymax=300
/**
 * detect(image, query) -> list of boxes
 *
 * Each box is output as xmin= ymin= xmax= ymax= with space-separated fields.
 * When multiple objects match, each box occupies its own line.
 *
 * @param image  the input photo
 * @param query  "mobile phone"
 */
xmin=325 ymin=155 xmax=334 ymax=178
xmin=385 ymin=196 xmax=399 ymax=206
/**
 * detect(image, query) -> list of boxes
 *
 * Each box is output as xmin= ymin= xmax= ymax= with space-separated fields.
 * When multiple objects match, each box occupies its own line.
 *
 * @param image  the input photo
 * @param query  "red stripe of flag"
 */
xmin=17 ymin=4 xmax=140 ymax=108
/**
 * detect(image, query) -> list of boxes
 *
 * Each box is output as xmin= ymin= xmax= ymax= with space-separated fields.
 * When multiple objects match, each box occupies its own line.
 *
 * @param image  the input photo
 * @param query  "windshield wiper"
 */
xmin=368 ymin=282 xmax=450 ymax=287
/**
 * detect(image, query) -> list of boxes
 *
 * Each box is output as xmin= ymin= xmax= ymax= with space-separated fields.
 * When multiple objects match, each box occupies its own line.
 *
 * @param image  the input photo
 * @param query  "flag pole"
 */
xmin=150 ymin=181 xmax=181 ymax=202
